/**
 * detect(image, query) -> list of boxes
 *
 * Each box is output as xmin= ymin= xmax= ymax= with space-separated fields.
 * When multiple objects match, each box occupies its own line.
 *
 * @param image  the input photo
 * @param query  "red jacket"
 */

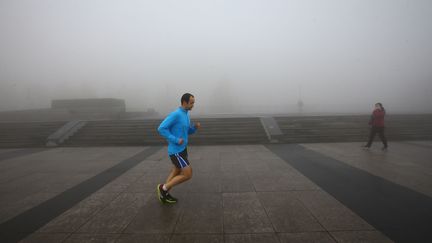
xmin=369 ymin=109 xmax=385 ymax=127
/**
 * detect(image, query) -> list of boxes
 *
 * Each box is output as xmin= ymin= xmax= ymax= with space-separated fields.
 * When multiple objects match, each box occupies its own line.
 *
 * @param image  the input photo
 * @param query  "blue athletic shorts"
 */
xmin=169 ymin=148 xmax=190 ymax=169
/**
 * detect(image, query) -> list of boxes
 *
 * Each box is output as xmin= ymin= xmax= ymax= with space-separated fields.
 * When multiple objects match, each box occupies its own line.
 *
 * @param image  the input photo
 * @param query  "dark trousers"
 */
xmin=366 ymin=126 xmax=388 ymax=147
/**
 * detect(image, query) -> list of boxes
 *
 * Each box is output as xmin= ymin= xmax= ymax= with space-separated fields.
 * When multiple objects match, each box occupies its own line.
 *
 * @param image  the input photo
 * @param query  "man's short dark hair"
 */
xmin=181 ymin=93 xmax=194 ymax=104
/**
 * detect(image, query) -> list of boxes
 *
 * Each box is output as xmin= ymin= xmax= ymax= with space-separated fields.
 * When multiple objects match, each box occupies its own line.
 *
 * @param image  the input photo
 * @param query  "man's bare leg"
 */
xmin=165 ymin=166 xmax=192 ymax=190
xmin=166 ymin=167 xmax=181 ymax=185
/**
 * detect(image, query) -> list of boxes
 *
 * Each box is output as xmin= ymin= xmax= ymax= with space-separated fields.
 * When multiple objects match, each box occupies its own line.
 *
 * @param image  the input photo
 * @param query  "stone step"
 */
xmin=64 ymin=117 xmax=267 ymax=146
xmin=2 ymin=115 xmax=431 ymax=147
xmin=0 ymin=121 xmax=65 ymax=148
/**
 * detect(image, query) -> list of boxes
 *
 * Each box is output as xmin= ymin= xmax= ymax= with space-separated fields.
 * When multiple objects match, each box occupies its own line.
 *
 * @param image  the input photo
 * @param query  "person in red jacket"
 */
xmin=364 ymin=103 xmax=388 ymax=150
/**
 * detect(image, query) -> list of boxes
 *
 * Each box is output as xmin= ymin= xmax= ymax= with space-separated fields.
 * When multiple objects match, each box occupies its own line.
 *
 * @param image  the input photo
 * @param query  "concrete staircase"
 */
xmin=0 ymin=121 xmax=65 ymax=148
xmin=1 ymin=114 xmax=431 ymax=148
xmin=275 ymin=114 xmax=432 ymax=143
xmin=63 ymin=120 xmax=165 ymax=146
xmin=64 ymin=117 xmax=268 ymax=146
xmin=385 ymin=114 xmax=432 ymax=140
xmin=189 ymin=117 xmax=269 ymax=145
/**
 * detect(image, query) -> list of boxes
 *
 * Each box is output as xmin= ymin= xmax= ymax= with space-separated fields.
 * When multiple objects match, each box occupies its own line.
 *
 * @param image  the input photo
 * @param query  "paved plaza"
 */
xmin=0 ymin=141 xmax=431 ymax=242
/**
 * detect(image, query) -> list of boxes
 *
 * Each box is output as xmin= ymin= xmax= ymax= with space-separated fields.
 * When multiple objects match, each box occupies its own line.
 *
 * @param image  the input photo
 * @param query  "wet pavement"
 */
xmin=1 ymin=142 xmax=431 ymax=242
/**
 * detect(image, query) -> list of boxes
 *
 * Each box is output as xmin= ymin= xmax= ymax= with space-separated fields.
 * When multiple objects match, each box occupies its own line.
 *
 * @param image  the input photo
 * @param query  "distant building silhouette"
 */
xmin=51 ymin=98 xmax=126 ymax=119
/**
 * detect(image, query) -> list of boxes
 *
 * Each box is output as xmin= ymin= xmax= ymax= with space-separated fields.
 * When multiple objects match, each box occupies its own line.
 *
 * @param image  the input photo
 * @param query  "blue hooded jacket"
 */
xmin=158 ymin=107 xmax=197 ymax=155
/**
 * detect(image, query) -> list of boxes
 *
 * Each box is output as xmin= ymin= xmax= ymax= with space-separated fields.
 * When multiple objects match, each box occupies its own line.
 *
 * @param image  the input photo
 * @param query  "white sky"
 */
xmin=1 ymin=0 xmax=431 ymax=114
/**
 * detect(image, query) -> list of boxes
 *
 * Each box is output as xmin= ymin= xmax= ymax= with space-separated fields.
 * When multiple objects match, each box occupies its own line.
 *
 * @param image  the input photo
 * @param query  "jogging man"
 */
xmin=157 ymin=93 xmax=200 ymax=203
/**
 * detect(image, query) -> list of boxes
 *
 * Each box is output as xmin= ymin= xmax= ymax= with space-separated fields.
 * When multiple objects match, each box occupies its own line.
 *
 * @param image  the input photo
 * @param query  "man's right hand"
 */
xmin=178 ymin=138 xmax=184 ymax=145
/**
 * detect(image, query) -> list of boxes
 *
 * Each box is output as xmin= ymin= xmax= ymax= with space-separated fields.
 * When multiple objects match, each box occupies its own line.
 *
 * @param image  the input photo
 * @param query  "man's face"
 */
xmin=184 ymin=96 xmax=195 ymax=110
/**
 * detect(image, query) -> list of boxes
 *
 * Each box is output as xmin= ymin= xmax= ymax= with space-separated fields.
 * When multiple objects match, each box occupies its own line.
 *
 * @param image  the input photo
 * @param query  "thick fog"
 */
xmin=1 ymin=0 xmax=431 ymax=115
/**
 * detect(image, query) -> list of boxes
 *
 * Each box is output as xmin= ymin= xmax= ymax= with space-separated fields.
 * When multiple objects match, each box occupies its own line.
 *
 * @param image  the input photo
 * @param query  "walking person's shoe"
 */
xmin=382 ymin=146 xmax=388 ymax=151
xmin=362 ymin=145 xmax=370 ymax=150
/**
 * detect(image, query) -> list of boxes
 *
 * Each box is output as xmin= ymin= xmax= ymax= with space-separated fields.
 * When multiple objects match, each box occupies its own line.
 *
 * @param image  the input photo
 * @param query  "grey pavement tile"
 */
xmin=38 ymin=206 xmax=101 ymax=233
xmin=63 ymin=233 xmax=121 ymax=243
xmin=221 ymin=162 xmax=245 ymax=173
xmin=257 ymin=192 xmax=324 ymax=232
xmin=0 ymin=146 xmax=146 ymax=198
xmin=116 ymin=233 xmax=171 ymax=243
xmin=166 ymin=183 xmax=190 ymax=194
xmin=170 ymin=234 xmax=223 ymax=243
xmin=0 ymin=148 xmax=20 ymax=154
xmin=2 ymin=143 xmax=416 ymax=243
xmin=244 ymin=160 xmax=272 ymax=172
xmin=386 ymin=142 xmax=432 ymax=165
xmin=24 ymin=147 xmax=144 ymax=166
xmin=294 ymin=191 xmax=373 ymax=231
xmin=0 ymin=151 xmax=49 ymax=169
xmin=236 ymin=151 xmax=264 ymax=160
xmin=41 ymin=178 xmax=93 ymax=193
xmin=250 ymin=173 xmax=318 ymax=192
xmin=76 ymin=206 xmax=139 ymax=233
xmin=145 ymin=165 xmax=174 ymax=175
xmin=220 ymin=151 xmax=241 ymax=162
xmin=19 ymin=233 xmax=70 ymax=243
xmin=221 ymin=173 xmax=255 ymax=192
xmin=132 ymin=159 xmax=160 ymax=169
xmin=95 ymin=173 xmax=146 ymax=193
xmin=0 ymin=169 xmax=31 ymax=185
xmin=221 ymin=169 xmax=250 ymax=177
xmin=223 ymin=192 xmax=274 ymax=233
xmin=302 ymin=142 xmax=432 ymax=197
xmin=111 ymin=172 xmax=144 ymax=184
xmin=77 ymin=193 xmax=151 ymax=233
xmin=146 ymin=148 xmax=167 ymax=160
xmin=330 ymin=230 xmax=394 ymax=243
xmin=37 ymin=192 xmax=123 ymax=233
xmin=0 ymin=151 xmax=49 ymax=168
xmin=105 ymin=192 xmax=149 ymax=208
xmin=0 ymin=210 xmax=20 ymax=224
xmin=189 ymin=158 xmax=211 ymax=167
xmin=235 ymin=145 xmax=269 ymax=153
xmin=123 ymin=198 xmax=182 ymax=234
xmin=96 ymin=182 xmax=132 ymax=193
xmin=186 ymin=173 xmax=221 ymax=193
xmin=265 ymin=159 xmax=296 ymax=172
xmin=287 ymin=174 xmax=321 ymax=191
xmin=0 ymin=192 xmax=57 ymax=224
xmin=180 ymin=193 xmax=221 ymax=208
xmin=174 ymin=193 xmax=223 ymax=233
xmin=246 ymin=168 xmax=276 ymax=179
xmin=35 ymin=192 xmax=119 ymax=231
xmin=75 ymin=192 xmax=121 ymax=208
xmin=188 ymin=153 xmax=203 ymax=161
xmin=193 ymin=160 xmax=221 ymax=172
xmin=169 ymin=187 xmax=191 ymax=203
xmin=224 ymin=233 xmax=280 ymax=243
xmin=0 ymin=172 xmax=56 ymax=193
xmin=126 ymin=174 xmax=165 ymax=193
xmin=278 ymin=232 xmax=336 ymax=243
xmin=0 ymin=189 xmax=47 ymax=208
xmin=405 ymin=141 xmax=432 ymax=147
xmin=192 ymin=151 xmax=219 ymax=160
xmin=255 ymin=151 xmax=283 ymax=160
